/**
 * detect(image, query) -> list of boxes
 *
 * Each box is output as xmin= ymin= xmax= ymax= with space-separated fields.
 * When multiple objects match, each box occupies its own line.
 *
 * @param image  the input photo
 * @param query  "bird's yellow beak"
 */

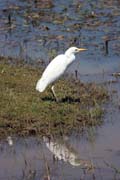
xmin=78 ymin=48 xmax=87 ymax=51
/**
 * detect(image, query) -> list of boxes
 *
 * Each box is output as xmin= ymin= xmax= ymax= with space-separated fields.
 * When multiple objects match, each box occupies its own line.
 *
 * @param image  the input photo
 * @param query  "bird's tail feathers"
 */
xmin=36 ymin=78 xmax=47 ymax=92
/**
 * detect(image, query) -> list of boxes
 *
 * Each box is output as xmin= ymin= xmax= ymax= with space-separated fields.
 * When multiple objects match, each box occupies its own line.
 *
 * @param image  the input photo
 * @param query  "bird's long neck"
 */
xmin=65 ymin=49 xmax=73 ymax=57
xmin=64 ymin=51 xmax=75 ymax=66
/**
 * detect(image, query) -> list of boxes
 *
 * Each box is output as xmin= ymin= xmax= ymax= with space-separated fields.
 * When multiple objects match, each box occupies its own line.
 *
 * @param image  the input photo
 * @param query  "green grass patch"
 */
xmin=0 ymin=57 xmax=108 ymax=138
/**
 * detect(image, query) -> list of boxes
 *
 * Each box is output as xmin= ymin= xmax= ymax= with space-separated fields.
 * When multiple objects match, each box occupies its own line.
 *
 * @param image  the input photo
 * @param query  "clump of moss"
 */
xmin=0 ymin=57 xmax=108 ymax=138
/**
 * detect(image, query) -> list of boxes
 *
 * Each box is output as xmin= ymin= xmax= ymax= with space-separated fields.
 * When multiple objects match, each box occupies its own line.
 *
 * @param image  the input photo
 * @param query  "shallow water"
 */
xmin=1 ymin=112 xmax=120 ymax=180
xmin=0 ymin=0 xmax=120 ymax=179
xmin=0 ymin=0 xmax=120 ymax=62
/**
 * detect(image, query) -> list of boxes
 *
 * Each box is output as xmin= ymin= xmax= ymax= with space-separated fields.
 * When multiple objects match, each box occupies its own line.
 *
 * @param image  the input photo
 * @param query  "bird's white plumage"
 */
xmin=36 ymin=55 xmax=69 ymax=92
xmin=36 ymin=47 xmax=86 ymax=94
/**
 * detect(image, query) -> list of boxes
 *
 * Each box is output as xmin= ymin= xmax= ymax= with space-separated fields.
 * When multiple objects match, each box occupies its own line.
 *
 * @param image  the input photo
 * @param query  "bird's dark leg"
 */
xmin=51 ymin=85 xmax=58 ymax=102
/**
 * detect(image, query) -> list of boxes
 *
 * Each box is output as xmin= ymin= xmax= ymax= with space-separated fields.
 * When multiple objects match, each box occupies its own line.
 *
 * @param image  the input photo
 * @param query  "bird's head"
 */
xmin=65 ymin=47 xmax=87 ymax=56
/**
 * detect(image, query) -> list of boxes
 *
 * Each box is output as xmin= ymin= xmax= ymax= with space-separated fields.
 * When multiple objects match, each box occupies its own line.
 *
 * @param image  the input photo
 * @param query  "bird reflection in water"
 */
xmin=43 ymin=136 xmax=94 ymax=171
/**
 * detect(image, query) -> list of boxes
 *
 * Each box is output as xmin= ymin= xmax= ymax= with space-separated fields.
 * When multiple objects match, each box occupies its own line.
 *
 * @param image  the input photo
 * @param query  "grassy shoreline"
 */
xmin=0 ymin=57 xmax=108 ymax=138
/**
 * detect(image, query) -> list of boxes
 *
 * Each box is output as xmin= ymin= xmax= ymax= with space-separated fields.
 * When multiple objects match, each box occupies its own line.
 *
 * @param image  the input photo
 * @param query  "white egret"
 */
xmin=36 ymin=47 xmax=87 ymax=101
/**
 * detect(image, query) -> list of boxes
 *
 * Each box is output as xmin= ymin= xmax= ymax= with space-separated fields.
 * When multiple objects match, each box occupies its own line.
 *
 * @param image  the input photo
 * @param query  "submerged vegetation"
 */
xmin=0 ymin=57 xmax=108 ymax=138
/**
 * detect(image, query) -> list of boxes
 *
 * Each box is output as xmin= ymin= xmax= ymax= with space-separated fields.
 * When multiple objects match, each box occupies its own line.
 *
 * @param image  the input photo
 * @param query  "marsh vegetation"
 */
xmin=0 ymin=57 xmax=108 ymax=138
